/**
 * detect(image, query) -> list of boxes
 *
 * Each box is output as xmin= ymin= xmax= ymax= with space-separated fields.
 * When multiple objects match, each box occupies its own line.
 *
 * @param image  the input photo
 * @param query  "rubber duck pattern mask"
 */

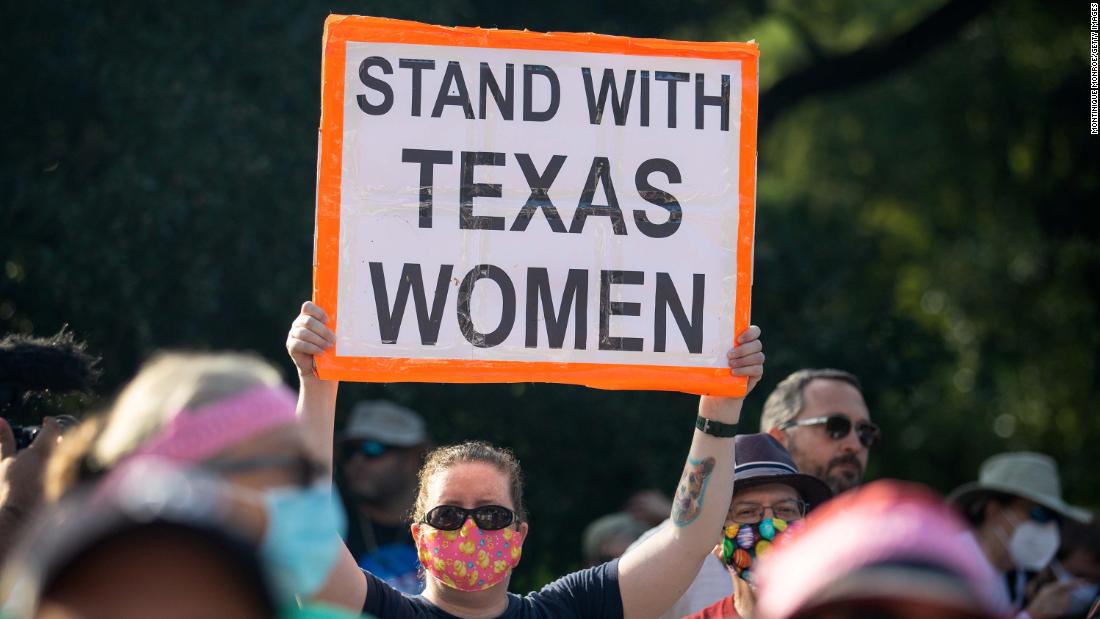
xmin=416 ymin=519 xmax=525 ymax=591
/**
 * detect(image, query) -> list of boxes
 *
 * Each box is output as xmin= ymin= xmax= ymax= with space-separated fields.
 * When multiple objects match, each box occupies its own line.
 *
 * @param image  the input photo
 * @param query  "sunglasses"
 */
xmin=1027 ymin=505 xmax=1059 ymax=525
xmin=342 ymin=440 xmax=392 ymax=459
xmin=423 ymin=505 xmax=516 ymax=531
xmin=779 ymin=414 xmax=881 ymax=448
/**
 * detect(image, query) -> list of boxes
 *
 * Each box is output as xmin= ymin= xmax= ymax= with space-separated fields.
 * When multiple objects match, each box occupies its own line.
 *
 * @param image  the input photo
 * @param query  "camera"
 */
xmin=9 ymin=414 xmax=79 ymax=451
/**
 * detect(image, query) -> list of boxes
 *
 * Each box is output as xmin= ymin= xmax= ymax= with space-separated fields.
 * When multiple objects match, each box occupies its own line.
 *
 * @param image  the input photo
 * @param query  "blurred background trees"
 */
xmin=2 ymin=0 xmax=1095 ymax=589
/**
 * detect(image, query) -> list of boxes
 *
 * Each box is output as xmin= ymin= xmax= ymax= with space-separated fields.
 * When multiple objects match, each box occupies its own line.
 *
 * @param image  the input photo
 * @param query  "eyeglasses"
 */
xmin=423 ymin=505 xmax=516 ymax=531
xmin=342 ymin=440 xmax=392 ymax=459
xmin=728 ymin=498 xmax=807 ymax=524
xmin=203 ymin=454 xmax=328 ymax=488
xmin=779 ymin=414 xmax=881 ymax=448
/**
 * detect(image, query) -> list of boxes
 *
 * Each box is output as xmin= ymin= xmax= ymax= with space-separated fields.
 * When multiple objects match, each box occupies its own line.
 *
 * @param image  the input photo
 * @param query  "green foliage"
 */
xmin=2 ymin=0 xmax=1095 ymax=591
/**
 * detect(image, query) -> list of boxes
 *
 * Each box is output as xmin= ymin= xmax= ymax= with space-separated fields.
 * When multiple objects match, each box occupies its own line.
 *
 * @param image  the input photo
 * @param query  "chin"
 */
xmin=827 ymin=476 xmax=862 ymax=495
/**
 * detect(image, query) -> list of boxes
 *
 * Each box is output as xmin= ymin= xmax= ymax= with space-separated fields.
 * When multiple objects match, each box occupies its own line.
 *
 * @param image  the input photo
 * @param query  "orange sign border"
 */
xmin=314 ymin=15 xmax=758 ymax=396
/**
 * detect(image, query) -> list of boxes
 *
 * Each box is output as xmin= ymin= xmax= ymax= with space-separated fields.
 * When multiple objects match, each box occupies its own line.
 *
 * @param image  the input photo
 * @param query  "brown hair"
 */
xmin=44 ymin=414 xmax=107 ymax=502
xmin=760 ymin=368 xmax=862 ymax=432
xmin=411 ymin=441 xmax=527 ymax=525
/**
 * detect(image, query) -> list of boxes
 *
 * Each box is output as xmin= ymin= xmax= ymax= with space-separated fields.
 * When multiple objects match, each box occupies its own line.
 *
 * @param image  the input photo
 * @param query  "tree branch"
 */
xmin=759 ymin=0 xmax=997 ymax=131
xmin=773 ymin=9 xmax=826 ymax=63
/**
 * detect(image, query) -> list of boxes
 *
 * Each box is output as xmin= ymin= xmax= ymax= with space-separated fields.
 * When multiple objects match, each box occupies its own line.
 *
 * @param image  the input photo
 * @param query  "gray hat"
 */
xmin=582 ymin=512 xmax=649 ymax=563
xmin=947 ymin=451 xmax=1091 ymax=523
xmin=339 ymin=400 xmax=427 ymax=446
xmin=734 ymin=433 xmax=833 ymax=510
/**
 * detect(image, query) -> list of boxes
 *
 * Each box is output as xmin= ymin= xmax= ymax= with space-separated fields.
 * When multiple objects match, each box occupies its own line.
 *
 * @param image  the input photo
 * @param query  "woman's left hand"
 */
xmin=727 ymin=325 xmax=763 ymax=394
xmin=698 ymin=326 xmax=763 ymax=424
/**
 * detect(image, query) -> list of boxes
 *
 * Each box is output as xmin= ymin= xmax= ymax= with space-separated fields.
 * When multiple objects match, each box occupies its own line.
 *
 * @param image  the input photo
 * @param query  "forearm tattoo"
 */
xmin=671 ymin=456 xmax=716 ymax=527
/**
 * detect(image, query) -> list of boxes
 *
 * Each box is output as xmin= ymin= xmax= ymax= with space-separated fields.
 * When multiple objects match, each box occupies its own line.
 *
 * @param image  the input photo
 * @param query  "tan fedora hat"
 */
xmin=947 ymin=451 xmax=1091 ymax=523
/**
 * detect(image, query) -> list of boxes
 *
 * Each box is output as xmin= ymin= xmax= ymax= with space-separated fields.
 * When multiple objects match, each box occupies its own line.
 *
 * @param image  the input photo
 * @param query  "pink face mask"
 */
xmin=416 ymin=518 xmax=525 ymax=591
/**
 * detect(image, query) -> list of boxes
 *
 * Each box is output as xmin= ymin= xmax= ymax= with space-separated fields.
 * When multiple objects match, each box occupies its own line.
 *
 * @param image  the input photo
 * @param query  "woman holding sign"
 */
xmin=287 ymin=301 xmax=764 ymax=619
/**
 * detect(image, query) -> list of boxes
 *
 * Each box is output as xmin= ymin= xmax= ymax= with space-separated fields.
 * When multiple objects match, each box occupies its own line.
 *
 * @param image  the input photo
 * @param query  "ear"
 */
xmin=767 ymin=428 xmax=788 ymax=446
xmin=518 ymin=521 xmax=530 ymax=539
xmin=410 ymin=522 xmax=421 ymax=540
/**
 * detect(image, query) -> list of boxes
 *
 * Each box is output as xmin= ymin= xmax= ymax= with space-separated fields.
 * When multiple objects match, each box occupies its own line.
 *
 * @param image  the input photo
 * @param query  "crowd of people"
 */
xmin=0 ymin=305 xmax=1096 ymax=619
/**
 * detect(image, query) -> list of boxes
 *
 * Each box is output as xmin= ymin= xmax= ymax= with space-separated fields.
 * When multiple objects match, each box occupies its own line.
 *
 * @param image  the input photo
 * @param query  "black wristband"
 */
xmin=695 ymin=415 xmax=739 ymax=437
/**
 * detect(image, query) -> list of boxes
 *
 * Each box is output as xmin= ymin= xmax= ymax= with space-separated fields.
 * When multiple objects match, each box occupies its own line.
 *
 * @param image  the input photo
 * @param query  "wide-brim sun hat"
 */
xmin=733 ymin=433 xmax=833 ymax=510
xmin=947 ymin=451 xmax=1091 ymax=523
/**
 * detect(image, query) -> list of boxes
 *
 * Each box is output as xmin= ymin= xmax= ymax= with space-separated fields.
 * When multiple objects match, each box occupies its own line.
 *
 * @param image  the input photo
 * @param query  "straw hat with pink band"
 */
xmin=106 ymin=383 xmax=346 ymax=602
xmin=127 ymin=384 xmax=299 ymax=465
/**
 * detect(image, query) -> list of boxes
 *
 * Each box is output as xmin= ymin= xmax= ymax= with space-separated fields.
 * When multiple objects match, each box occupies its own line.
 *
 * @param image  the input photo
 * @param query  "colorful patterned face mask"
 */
xmin=416 ymin=518 xmax=525 ymax=591
xmin=721 ymin=517 xmax=799 ymax=584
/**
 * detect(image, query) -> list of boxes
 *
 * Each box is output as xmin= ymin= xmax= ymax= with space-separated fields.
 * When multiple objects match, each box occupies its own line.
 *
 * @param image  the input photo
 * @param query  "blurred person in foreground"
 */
xmin=949 ymin=452 xmax=1094 ymax=619
xmin=752 ymin=480 xmax=1012 ymax=619
xmin=1 ymin=460 xmax=362 ymax=619
xmin=39 ymin=352 xmax=353 ymax=610
xmin=633 ymin=433 xmax=831 ymax=619
xmin=287 ymin=301 xmax=765 ymax=618
xmin=1025 ymin=517 xmax=1100 ymax=618
xmin=760 ymin=369 xmax=878 ymax=496
xmin=2 ymin=461 xmax=278 ymax=619
xmin=338 ymin=400 xmax=429 ymax=593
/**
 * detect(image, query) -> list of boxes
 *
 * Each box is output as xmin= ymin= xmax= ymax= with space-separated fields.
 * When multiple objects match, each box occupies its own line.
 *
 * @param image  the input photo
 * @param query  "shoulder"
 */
xmin=515 ymin=559 xmax=624 ymax=618
xmin=361 ymin=570 xmax=438 ymax=618
xmin=668 ymin=555 xmax=734 ymax=618
xmin=681 ymin=596 xmax=739 ymax=619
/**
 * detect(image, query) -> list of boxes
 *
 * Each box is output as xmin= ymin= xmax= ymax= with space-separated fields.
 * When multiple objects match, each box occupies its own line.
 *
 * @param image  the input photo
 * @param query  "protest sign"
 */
xmin=313 ymin=15 xmax=758 ymax=395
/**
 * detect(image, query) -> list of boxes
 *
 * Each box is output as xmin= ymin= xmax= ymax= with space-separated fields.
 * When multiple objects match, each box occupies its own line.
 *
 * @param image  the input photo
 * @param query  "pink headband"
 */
xmin=128 ymin=384 xmax=299 ymax=465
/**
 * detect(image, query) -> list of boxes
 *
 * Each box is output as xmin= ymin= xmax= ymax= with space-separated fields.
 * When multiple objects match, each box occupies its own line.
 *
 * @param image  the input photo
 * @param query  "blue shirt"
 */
xmin=361 ymin=559 xmax=624 ymax=618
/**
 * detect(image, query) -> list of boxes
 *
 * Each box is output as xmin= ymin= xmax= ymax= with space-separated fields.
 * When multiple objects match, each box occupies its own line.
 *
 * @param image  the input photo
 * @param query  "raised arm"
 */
xmin=285 ymin=301 xmax=368 ymax=612
xmin=286 ymin=301 xmax=340 ymax=466
xmin=617 ymin=326 xmax=764 ymax=619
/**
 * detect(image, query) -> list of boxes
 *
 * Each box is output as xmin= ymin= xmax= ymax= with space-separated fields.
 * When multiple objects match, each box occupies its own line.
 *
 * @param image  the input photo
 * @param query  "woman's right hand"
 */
xmin=286 ymin=301 xmax=335 ymax=379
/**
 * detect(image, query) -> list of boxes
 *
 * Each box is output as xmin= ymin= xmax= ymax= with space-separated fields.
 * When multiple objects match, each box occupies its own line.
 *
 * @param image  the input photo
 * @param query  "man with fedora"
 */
xmin=626 ymin=433 xmax=832 ymax=619
xmin=949 ymin=451 xmax=1093 ymax=619
xmin=338 ymin=400 xmax=431 ymax=594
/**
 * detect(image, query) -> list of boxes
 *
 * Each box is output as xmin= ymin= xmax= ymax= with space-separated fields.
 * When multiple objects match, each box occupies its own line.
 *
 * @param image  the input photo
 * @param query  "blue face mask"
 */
xmin=260 ymin=482 xmax=347 ymax=601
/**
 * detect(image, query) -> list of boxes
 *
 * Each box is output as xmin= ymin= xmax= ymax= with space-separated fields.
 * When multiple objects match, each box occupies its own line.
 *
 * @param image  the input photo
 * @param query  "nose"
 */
xmin=839 ymin=427 xmax=863 ymax=453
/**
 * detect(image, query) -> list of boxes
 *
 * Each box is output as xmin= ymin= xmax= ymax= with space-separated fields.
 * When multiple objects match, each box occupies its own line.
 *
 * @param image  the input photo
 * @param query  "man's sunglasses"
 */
xmin=779 ymin=414 xmax=881 ymax=448
xmin=342 ymin=440 xmax=393 ymax=459
xmin=423 ymin=505 xmax=516 ymax=531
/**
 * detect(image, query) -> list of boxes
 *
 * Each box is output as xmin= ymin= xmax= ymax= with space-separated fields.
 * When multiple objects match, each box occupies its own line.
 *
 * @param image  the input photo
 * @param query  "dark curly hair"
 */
xmin=0 ymin=327 xmax=100 ymax=422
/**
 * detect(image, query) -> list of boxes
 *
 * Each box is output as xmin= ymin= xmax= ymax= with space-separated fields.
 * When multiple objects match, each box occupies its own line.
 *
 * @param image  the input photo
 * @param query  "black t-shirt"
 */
xmin=361 ymin=559 xmax=624 ymax=619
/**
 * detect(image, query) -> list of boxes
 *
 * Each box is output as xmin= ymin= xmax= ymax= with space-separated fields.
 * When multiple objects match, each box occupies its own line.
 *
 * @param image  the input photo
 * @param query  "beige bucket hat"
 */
xmin=947 ymin=451 xmax=1091 ymax=523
